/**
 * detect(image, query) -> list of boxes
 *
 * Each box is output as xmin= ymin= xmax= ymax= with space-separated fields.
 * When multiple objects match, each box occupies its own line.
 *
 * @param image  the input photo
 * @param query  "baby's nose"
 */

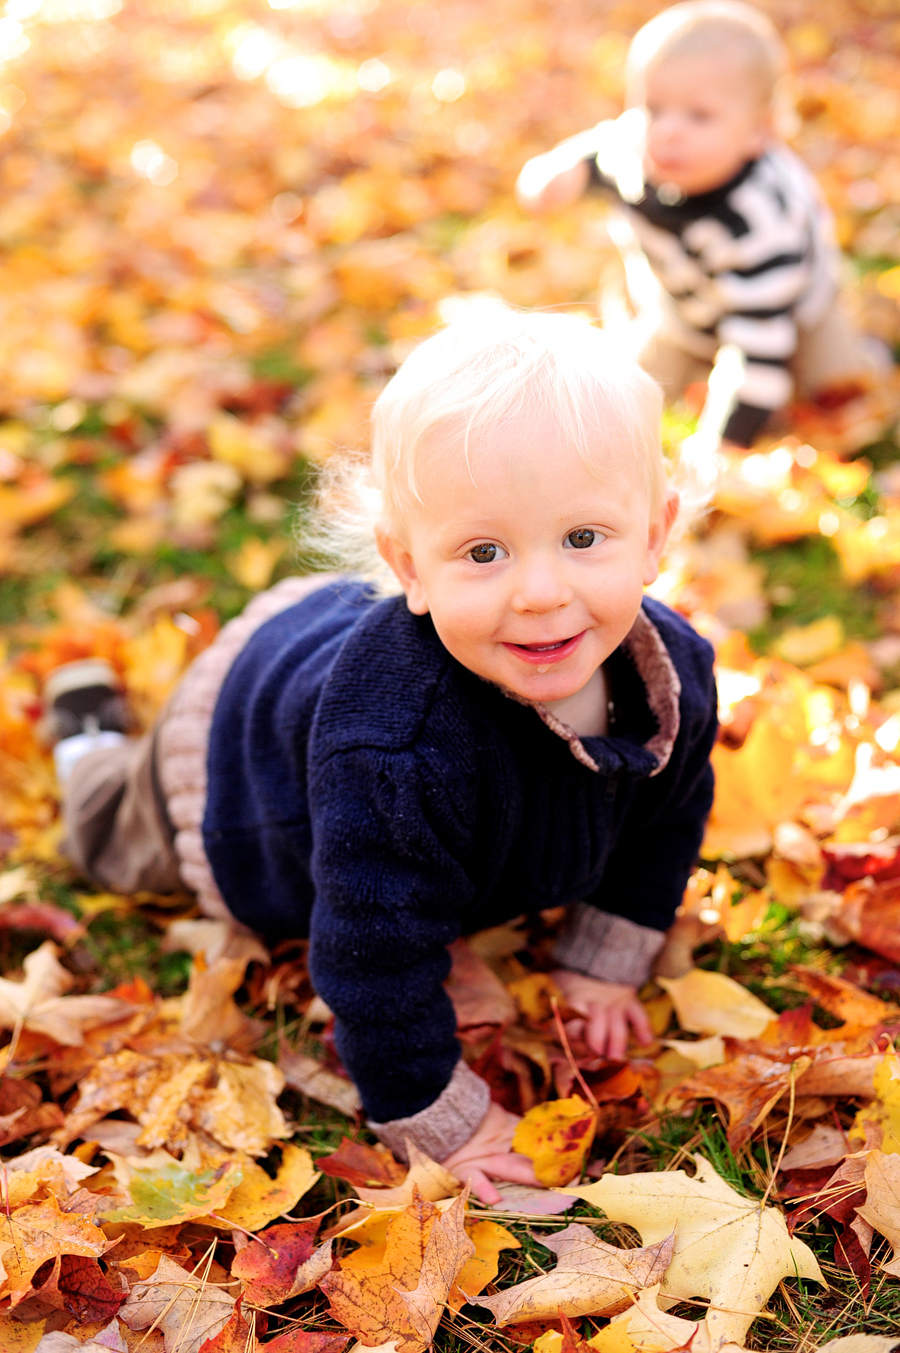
xmin=510 ymin=560 xmax=573 ymax=613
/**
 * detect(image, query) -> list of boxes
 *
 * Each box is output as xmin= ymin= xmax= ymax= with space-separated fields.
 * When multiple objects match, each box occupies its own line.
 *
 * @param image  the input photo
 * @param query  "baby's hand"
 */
xmin=550 ymin=969 xmax=653 ymax=1061
xmin=441 ymin=1101 xmax=539 ymax=1206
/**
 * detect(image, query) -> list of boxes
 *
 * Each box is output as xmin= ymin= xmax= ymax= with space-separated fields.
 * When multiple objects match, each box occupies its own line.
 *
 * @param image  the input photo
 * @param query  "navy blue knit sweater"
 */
xmin=202 ymin=578 xmax=717 ymax=1123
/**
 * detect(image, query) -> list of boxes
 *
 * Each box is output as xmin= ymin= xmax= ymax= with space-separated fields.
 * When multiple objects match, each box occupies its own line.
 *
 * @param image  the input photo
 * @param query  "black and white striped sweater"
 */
xmin=586 ymin=115 xmax=839 ymax=445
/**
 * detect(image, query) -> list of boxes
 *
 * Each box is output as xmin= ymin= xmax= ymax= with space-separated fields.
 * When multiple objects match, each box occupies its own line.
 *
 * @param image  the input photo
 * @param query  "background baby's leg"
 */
xmin=793 ymin=300 xmax=892 ymax=397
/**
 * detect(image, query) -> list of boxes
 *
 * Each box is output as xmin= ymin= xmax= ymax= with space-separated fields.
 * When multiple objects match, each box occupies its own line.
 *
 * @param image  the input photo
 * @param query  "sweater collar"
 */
xmin=504 ymin=607 xmax=682 ymax=778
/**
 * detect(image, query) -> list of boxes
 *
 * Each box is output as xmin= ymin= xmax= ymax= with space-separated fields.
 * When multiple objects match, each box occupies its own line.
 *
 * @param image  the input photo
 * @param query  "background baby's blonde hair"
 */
xmin=626 ymin=1 xmax=786 ymax=106
xmin=300 ymin=304 xmax=696 ymax=593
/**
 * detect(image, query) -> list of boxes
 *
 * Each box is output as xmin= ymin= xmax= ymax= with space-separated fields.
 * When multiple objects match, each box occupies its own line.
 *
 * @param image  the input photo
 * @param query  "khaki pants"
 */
xmin=61 ymin=572 xmax=339 ymax=900
xmin=638 ymin=301 xmax=883 ymax=405
xmin=63 ymin=722 xmax=182 ymax=894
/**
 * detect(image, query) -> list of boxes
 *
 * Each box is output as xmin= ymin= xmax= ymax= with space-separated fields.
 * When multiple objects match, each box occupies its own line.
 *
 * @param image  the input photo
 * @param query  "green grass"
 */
xmin=749 ymin=535 xmax=881 ymax=652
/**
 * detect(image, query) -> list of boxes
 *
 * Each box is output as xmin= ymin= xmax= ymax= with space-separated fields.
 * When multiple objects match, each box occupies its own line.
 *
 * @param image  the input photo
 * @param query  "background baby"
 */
xmin=517 ymin=0 xmax=886 ymax=452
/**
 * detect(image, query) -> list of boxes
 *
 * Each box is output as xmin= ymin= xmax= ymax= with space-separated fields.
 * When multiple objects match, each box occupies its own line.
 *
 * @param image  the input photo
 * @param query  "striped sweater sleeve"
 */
xmin=698 ymin=162 xmax=818 ymax=444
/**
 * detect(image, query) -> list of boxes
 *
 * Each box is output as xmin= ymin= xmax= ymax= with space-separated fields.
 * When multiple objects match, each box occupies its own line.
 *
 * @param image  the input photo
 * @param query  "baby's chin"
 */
xmin=645 ymin=158 xmax=749 ymax=198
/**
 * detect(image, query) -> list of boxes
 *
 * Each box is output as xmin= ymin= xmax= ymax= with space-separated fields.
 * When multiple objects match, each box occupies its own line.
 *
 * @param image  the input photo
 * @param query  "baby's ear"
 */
xmin=643 ymin=490 xmax=679 ymax=586
xmin=375 ymin=523 xmax=430 ymax=615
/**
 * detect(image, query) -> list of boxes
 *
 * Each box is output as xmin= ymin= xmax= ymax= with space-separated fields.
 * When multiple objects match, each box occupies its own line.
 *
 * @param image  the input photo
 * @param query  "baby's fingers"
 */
xmin=476 ymin=1152 xmax=541 ymax=1188
xmin=605 ymin=1007 xmax=629 ymax=1061
xmin=454 ymin=1166 xmax=502 ymax=1206
xmin=584 ymin=1005 xmax=611 ymax=1057
xmin=627 ymin=999 xmax=654 ymax=1046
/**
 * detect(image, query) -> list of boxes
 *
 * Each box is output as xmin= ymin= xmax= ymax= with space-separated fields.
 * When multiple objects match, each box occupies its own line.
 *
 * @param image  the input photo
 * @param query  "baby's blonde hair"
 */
xmin=626 ymin=1 xmax=786 ymax=107
xmin=301 ymin=305 xmax=675 ymax=592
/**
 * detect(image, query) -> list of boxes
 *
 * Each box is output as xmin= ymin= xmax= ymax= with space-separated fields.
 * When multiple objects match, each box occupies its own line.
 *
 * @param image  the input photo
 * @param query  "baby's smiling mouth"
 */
xmin=503 ymin=632 xmax=586 ymax=665
xmin=518 ymin=638 xmax=571 ymax=652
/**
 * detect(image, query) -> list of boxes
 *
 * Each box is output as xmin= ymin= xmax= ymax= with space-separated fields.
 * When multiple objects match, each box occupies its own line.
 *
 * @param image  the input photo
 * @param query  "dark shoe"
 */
xmin=43 ymin=660 xmax=131 ymax=745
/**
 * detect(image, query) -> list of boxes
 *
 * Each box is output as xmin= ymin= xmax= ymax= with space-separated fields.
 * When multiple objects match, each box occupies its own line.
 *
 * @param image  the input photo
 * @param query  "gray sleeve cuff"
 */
xmin=552 ymin=903 xmax=666 ymax=987
xmin=368 ymin=1060 xmax=491 ymax=1163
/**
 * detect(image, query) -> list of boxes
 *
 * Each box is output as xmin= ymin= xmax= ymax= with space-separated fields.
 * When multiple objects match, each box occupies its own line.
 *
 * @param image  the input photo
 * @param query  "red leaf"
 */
xmin=57 ymin=1254 xmax=127 ymax=1323
xmin=0 ymin=902 xmax=80 ymax=942
xmin=264 ymin=1333 xmax=350 ymax=1353
xmin=318 ymin=1137 xmax=406 ymax=1189
xmin=231 ymin=1220 xmax=322 ymax=1306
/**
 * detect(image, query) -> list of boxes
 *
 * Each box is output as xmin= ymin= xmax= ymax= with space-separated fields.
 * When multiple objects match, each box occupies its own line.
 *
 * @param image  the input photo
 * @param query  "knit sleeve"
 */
xmin=307 ymin=743 xmax=478 ymax=1126
xmin=577 ymin=652 xmax=718 ymax=959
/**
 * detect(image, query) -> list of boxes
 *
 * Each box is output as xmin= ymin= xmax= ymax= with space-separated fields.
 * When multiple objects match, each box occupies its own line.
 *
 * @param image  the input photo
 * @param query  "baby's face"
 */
xmin=641 ymin=51 xmax=771 ymax=197
xmin=380 ymin=412 xmax=674 ymax=706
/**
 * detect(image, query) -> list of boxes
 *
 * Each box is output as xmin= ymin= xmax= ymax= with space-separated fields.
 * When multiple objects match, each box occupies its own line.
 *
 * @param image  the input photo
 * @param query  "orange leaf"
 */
xmin=676 ymin=1051 xmax=811 ymax=1150
xmin=321 ymin=1189 xmax=473 ymax=1352
xmin=0 ymin=1194 xmax=114 ymax=1306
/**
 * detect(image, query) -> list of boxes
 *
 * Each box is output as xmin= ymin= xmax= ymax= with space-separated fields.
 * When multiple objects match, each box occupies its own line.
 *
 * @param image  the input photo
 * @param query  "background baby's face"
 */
xmin=641 ymin=50 xmax=772 ymax=197
xmin=379 ymin=411 xmax=674 ymax=705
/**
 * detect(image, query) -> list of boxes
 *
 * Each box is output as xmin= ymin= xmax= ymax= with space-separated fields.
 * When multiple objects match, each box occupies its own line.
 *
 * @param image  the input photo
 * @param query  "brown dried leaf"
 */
xmin=476 ymin=1225 xmax=673 ymax=1325
xmin=119 ymin=1254 xmax=235 ymax=1353
xmin=677 ymin=1051 xmax=811 ymax=1149
xmin=321 ymin=1190 xmax=473 ymax=1352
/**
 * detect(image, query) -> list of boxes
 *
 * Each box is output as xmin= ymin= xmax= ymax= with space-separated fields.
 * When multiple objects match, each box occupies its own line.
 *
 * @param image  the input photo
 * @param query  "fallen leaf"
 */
xmin=0 ymin=942 xmax=132 ymax=1046
xmin=0 ymin=902 xmax=81 ymax=943
xmin=857 ymin=1149 xmax=900 ymax=1277
xmin=677 ymin=1051 xmax=811 ymax=1149
xmin=261 ymin=1331 xmax=349 ymax=1353
xmin=206 ymin=1143 xmax=318 ymax=1232
xmin=196 ymin=1296 xmax=253 ymax=1352
xmin=0 ymin=1194 xmax=114 ymax=1306
xmin=278 ymin=1043 xmax=362 ymax=1117
xmin=196 ymin=1058 xmax=291 ymax=1157
xmin=601 ymin=1283 xmax=701 ymax=1352
xmin=661 ymin=1035 xmax=725 ymax=1069
xmin=564 ymin=1154 xmax=824 ymax=1348
xmin=353 ymin=1141 xmax=461 ymax=1208
xmin=319 ymin=1137 xmax=407 ymax=1189
xmin=262 ymin=1336 xmax=350 ymax=1353
xmin=851 ymin=1053 xmax=900 ymax=1151
xmin=119 ymin=1254 xmax=235 ymax=1353
xmin=395 ymin=1189 xmax=475 ymax=1345
xmin=180 ymin=956 xmax=266 ymax=1054
xmin=338 ymin=1206 xmax=519 ymax=1310
xmin=779 ymin=1123 xmax=850 ymax=1172
xmin=451 ymin=1217 xmax=521 ymax=1310
xmin=19 ymin=1252 xmax=126 ymax=1324
xmin=476 ymin=1225 xmax=673 ymax=1325
xmin=512 ymin=1096 xmax=597 ymax=1186
xmin=792 ymin=966 xmax=898 ymax=1026
xmin=163 ymin=920 xmax=269 ymax=968
xmin=321 ymin=1190 xmax=473 ymax=1352
xmin=231 ymin=1220 xmax=333 ymax=1306
xmin=99 ymin=1149 xmax=243 ymax=1227
xmin=0 ymin=1077 xmax=64 ymax=1147
xmin=445 ymin=939 xmax=517 ymax=1029
xmin=657 ymin=970 xmax=776 ymax=1040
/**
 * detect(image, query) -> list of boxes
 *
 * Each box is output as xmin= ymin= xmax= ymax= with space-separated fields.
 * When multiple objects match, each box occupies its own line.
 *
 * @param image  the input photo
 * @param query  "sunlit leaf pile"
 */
xmin=2 ymin=0 xmax=900 ymax=1348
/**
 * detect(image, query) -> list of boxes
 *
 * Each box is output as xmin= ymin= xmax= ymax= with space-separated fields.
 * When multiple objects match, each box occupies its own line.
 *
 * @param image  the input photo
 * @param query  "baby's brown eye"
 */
xmin=566 ymin=528 xmax=595 ymax=549
xmin=469 ymin=542 xmax=498 ymax=564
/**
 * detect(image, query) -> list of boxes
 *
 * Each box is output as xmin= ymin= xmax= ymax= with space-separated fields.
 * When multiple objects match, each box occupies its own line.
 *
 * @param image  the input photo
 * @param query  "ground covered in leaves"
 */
xmin=3 ymin=0 xmax=900 ymax=1350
